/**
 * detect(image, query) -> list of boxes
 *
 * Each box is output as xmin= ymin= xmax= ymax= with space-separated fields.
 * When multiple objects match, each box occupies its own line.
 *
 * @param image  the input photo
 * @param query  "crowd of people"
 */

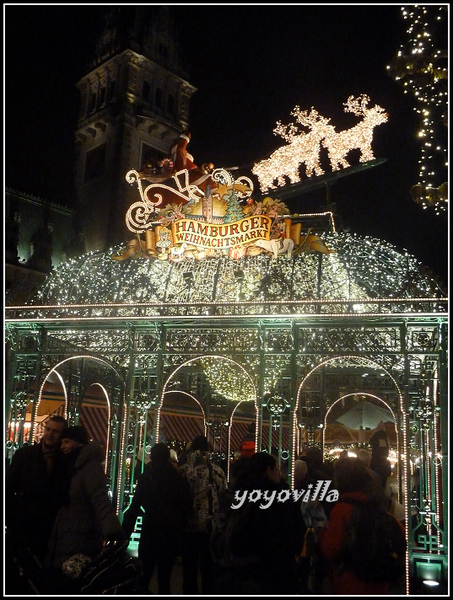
xmin=5 ymin=420 xmax=406 ymax=595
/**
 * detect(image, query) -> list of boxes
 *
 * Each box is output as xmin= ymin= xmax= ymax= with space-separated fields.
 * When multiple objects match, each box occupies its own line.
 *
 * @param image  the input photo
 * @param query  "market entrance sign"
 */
xmin=171 ymin=215 xmax=272 ymax=249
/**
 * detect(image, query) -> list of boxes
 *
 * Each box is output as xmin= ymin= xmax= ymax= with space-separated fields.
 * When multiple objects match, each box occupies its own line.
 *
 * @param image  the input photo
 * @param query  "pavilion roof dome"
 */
xmin=33 ymin=231 xmax=444 ymax=311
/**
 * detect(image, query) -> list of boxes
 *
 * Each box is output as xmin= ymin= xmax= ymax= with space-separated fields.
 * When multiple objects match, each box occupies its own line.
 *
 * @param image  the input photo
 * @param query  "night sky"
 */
xmin=5 ymin=4 xmax=448 ymax=284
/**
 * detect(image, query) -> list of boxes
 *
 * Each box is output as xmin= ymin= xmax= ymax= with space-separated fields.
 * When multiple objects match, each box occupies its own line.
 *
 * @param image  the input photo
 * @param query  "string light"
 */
xmin=252 ymin=95 xmax=388 ymax=193
xmin=200 ymin=356 xmax=256 ymax=404
xmin=387 ymin=6 xmax=448 ymax=214
xmin=30 ymin=231 xmax=444 ymax=311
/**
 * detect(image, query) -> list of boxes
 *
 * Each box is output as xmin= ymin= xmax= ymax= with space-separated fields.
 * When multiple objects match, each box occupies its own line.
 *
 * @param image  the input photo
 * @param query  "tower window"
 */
xmin=99 ymin=87 xmax=106 ymax=107
xmin=88 ymin=92 xmax=97 ymax=114
xmin=141 ymin=144 xmax=164 ymax=172
xmin=167 ymin=94 xmax=175 ymax=116
xmin=142 ymin=81 xmax=150 ymax=102
xmin=107 ymin=80 xmax=116 ymax=102
xmin=155 ymin=87 xmax=163 ymax=109
xmin=84 ymin=143 xmax=107 ymax=183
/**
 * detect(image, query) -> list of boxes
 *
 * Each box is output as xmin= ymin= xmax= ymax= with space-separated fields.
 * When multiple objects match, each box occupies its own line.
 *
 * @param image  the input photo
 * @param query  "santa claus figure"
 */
xmin=170 ymin=132 xmax=213 ymax=191
xmin=144 ymin=133 xmax=215 ymax=209
xmin=171 ymin=132 xmax=197 ymax=171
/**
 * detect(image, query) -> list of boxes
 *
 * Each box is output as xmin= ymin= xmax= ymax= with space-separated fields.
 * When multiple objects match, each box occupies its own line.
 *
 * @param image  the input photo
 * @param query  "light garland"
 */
xmin=252 ymin=95 xmax=388 ymax=192
xmin=31 ymin=231 xmax=445 ymax=308
xmin=387 ymin=6 xmax=448 ymax=214
xmin=200 ymin=356 xmax=256 ymax=404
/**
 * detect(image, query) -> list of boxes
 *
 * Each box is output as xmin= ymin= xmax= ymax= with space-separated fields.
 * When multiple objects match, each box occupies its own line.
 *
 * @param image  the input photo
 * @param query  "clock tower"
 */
xmin=74 ymin=7 xmax=197 ymax=251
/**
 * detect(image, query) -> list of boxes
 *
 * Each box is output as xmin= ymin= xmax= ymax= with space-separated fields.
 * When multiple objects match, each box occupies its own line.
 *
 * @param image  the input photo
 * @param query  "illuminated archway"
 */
xmin=156 ymin=355 xmax=259 ymax=474
xmin=32 ymin=355 xmax=125 ymax=483
xmin=293 ymin=355 xmax=406 ymax=502
xmin=294 ymin=355 xmax=404 ymax=449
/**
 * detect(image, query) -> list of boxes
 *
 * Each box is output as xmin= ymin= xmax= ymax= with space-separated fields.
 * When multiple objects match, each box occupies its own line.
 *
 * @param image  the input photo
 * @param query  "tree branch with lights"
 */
xmin=387 ymin=5 xmax=448 ymax=214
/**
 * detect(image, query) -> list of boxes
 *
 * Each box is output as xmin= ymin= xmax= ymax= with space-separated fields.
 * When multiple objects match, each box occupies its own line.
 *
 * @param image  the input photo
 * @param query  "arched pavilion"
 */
xmin=5 ymin=161 xmax=448 ymax=592
xmin=5 ymin=218 xmax=447 ymax=592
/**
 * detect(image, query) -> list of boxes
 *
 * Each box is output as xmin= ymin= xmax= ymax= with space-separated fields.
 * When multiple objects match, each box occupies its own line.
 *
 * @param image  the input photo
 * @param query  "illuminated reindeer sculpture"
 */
xmin=252 ymin=96 xmax=388 ymax=193
xmin=322 ymin=94 xmax=388 ymax=171
xmin=252 ymin=108 xmax=335 ymax=193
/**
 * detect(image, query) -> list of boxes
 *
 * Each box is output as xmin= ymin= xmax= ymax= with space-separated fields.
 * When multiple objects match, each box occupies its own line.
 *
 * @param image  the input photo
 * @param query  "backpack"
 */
xmin=339 ymin=498 xmax=406 ymax=583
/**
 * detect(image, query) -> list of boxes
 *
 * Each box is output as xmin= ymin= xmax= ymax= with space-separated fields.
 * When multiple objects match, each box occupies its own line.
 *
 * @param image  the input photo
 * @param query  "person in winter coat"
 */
xmin=122 ymin=442 xmax=192 ymax=594
xmin=44 ymin=426 xmax=125 ymax=592
xmin=370 ymin=446 xmax=393 ymax=489
xmin=317 ymin=456 xmax=401 ymax=595
xmin=213 ymin=451 xmax=304 ymax=595
xmin=178 ymin=434 xmax=227 ymax=595
xmin=5 ymin=415 xmax=68 ymax=593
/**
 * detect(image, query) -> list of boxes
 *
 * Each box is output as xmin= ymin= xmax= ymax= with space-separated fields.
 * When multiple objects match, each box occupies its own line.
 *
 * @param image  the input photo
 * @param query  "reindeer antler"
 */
xmin=274 ymin=106 xmax=311 ymax=140
xmin=274 ymin=106 xmax=332 ymax=141
xmin=293 ymin=107 xmax=330 ymax=127
xmin=274 ymin=119 xmax=300 ymax=141
xmin=344 ymin=94 xmax=370 ymax=116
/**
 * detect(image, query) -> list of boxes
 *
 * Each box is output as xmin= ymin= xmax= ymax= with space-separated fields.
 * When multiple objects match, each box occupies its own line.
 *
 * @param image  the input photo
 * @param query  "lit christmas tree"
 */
xmin=223 ymin=190 xmax=245 ymax=223
xmin=387 ymin=5 xmax=448 ymax=215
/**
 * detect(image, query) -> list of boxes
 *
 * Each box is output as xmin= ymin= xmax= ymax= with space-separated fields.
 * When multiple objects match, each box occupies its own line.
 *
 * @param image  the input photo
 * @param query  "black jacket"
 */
xmin=5 ymin=440 xmax=67 ymax=562
xmin=122 ymin=460 xmax=192 ymax=554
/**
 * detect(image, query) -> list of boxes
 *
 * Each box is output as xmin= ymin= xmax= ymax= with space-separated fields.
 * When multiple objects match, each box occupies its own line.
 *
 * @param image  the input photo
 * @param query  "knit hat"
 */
xmin=61 ymin=425 xmax=89 ymax=445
